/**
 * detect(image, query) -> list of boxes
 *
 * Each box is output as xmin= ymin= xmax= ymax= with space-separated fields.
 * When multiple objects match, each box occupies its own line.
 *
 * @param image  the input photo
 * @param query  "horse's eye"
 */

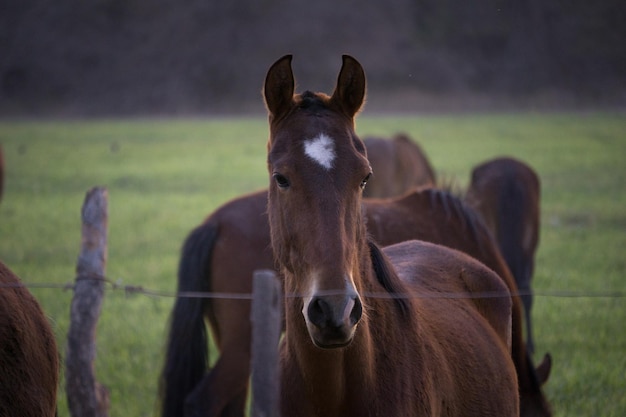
xmin=360 ymin=173 xmax=372 ymax=190
xmin=273 ymin=173 xmax=291 ymax=189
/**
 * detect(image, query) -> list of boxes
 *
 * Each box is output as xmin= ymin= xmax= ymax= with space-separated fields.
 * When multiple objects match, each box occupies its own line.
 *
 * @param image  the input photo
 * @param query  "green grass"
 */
xmin=1 ymin=112 xmax=625 ymax=416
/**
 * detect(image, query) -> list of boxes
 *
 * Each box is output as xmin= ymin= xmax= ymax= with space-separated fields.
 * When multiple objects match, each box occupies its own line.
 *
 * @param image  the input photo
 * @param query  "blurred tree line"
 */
xmin=1 ymin=0 xmax=624 ymax=116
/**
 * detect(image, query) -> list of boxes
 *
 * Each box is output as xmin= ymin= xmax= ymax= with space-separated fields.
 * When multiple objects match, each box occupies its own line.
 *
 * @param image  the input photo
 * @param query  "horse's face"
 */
xmin=264 ymin=55 xmax=370 ymax=349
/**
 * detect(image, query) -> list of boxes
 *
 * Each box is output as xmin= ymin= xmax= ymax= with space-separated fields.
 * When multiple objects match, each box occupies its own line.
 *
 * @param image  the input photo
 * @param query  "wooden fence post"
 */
xmin=250 ymin=269 xmax=282 ymax=417
xmin=66 ymin=187 xmax=110 ymax=417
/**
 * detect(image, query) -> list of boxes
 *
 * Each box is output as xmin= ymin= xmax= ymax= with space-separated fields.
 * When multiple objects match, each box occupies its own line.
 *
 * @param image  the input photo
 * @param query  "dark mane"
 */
xmin=426 ymin=188 xmax=489 ymax=253
xmin=367 ymin=238 xmax=411 ymax=318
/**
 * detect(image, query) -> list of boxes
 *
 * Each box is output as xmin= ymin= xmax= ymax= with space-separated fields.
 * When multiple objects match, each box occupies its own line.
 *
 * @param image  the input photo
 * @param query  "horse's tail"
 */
xmin=159 ymin=220 xmax=217 ymax=417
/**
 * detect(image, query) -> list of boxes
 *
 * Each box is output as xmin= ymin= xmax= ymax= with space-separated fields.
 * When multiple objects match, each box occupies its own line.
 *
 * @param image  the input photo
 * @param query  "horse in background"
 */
xmin=465 ymin=156 xmax=541 ymax=354
xmin=264 ymin=54 xmax=517 ymax=416
xmin=0 ymin=260 xmax=59 ymax=417
xmin=362 ymin=133 xmax=436 ymax=198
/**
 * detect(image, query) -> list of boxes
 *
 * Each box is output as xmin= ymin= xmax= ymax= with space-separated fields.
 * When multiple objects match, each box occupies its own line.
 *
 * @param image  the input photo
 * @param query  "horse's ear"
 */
xmin=264 ymin=55 xmax=295 ymax=120
xmin=330 ymin=55 xmax=366 ymax=118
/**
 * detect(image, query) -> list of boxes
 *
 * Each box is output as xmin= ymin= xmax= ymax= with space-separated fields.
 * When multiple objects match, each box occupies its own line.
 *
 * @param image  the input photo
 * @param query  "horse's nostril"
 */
xmin=307 ymin=295 xmax=362 ymax=330
xmin=350 ymin=296 xmax=363 ymax=325
xmin=308 ymin=297 xmax=330 ymax=329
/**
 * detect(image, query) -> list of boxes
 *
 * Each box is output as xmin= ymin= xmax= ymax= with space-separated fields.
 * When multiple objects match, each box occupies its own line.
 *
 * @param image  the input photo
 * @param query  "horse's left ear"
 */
xmin=330 ymin=55 xmax=366 ymax=119
xmin=264 ymin=55 xmax=295 ymax=121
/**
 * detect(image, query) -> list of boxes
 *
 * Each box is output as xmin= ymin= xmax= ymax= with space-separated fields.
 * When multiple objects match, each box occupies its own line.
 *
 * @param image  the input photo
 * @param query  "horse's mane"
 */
xmin=367 ymin=239 xmax=411 ymax=319
xmin=424 ymin=188 xmax=490 ymax=254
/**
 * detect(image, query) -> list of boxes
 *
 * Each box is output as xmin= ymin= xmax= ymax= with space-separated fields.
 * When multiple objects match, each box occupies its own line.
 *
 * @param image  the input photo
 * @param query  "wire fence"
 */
xmin=2 ymin=275 xmax=625 ymax=300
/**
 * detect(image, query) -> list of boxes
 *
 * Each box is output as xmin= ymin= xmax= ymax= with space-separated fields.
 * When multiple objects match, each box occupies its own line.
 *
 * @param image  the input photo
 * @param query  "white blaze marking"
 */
xmin=304 ymin=133 xmax=336 ymax=170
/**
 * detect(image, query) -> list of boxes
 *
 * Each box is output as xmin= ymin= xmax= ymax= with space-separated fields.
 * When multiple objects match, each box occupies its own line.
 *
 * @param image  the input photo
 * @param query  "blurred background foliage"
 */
xmin=1 ymin=0 xmax=624 ymax=116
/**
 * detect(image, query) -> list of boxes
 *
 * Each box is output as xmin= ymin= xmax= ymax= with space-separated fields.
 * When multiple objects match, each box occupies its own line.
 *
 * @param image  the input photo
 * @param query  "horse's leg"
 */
xmin=185 ymin=295 xmax=254 ymax=417
xmin=522 ymin=296 xmax=533 ymax=356
xmin=185 ymin=300 xmax=251 ymax=417
xmin=184 ymin=349 xmax=250 ymax=417
xmin=221 ymin=390 xmax=248 ymax=417
xmin=192 ymin=205 xmax=273 ymax=417
xmin=520 ymin=263 xmax=535 ymax=354
xmin=211 ymin=296 xmax=254 ymax=417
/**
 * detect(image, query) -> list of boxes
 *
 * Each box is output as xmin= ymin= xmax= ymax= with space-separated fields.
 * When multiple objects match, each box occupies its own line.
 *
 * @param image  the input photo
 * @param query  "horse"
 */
xmin=362 ymin=133 xmax=436 ymax=198
xmin=159 ymin=56 xmax=530 ymax=417
xmin=465 ymin=156 xmax=541 ymax=354
xmin=0 ymin=260 xmax=59 ymax=417
xmin=264 ymin=54 xmax=518 ymax=416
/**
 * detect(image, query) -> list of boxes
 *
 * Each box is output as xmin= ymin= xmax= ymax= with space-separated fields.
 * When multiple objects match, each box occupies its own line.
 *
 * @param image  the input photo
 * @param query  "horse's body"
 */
xmin=0 ymin=260 xmax=59 ymax=417
xmin=362 ymin=133 xmax=436 ymax=198
xmin=265 ymin=54 xmax=517 ymax=416
xmin=160 ymin=185 xmax=551 ymax=416
xmin=465 ymin=157 xmax=541 ymax=354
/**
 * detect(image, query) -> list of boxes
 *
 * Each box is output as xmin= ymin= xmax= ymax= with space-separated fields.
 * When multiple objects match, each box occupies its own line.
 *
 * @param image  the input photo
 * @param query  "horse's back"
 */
xmin=384 ymin=239 xmax=513 ymax=349
xmin=393 ymin=133 xmax=436 ymax=187
xmin=362 ymin=136 xmax=401 ymax=198
xmin=467 ymin=156 xmax=540 ymax=260
xmin=207 ymin=189 xmax=273 ymax=313
xmin=0 ymin=260 xmax=59 ymax=417
xmin=383 ymin=240 xmax=518 ymax=416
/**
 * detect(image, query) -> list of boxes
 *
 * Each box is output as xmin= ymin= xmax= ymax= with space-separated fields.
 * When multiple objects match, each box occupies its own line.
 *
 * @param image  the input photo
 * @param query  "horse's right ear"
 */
xmin=330 ymin=55 xmax=366 ymax=119
xmin=264 ymin=55 xmax=295 ymax=121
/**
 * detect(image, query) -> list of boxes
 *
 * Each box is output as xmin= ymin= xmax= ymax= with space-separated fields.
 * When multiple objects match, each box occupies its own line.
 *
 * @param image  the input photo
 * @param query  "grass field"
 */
xmin=0 ymin=112 xmax=625 ymax=416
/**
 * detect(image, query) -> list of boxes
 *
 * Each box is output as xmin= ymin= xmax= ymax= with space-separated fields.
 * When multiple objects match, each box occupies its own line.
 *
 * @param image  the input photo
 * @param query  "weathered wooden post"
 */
xmin=250 ymin=269 xmax=282 ymax=417
xmin=66 ymin=187 xmax=110 ymax=417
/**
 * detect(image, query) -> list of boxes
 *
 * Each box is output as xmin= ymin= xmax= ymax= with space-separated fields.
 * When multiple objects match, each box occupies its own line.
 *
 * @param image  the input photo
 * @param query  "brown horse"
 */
xmin=0 ymin=260 xmax=59 ymax=417
xmin=264 ymin=54 xmax=517 ymax=416
xmin=362 ymin=133 xmax=436 ymax=198
xmin=159 ymin=57 xmax=533 ymax=417
xmin=465 ymin=156 xmax=541 ymax=354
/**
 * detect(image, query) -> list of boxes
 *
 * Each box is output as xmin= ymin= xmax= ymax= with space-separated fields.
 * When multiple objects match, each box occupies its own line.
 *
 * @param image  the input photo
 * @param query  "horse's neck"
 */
xmin=283 ymin=302 xmax=377 ymax=415
xmin=282 ymin=267 xmax=418 ymax=416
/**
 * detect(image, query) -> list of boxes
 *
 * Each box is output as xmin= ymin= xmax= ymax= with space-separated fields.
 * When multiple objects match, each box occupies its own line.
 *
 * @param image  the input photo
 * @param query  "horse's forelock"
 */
xmin=296 ymin=91 xmax=330 ymax=110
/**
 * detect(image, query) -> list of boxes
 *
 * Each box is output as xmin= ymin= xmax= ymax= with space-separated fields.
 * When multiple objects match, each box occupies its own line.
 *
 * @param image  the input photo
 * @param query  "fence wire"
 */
xmin=1 ymin=275 xmax=625 ymax=300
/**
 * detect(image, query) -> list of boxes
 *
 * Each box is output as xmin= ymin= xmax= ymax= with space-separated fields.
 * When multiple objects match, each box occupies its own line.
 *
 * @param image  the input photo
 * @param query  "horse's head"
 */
xmin=264 ymin=55 xmax=370 ymax=349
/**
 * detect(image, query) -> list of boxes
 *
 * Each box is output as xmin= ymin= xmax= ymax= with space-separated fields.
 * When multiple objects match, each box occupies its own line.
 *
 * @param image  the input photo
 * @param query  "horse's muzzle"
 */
xmin=305 ymin=292 xmax=363 ymax=349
